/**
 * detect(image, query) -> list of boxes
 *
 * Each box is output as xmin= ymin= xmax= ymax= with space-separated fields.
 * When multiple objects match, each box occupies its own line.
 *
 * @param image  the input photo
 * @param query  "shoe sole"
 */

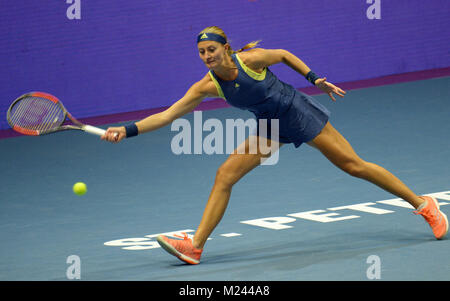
xmin=428 ymin=196 xmax=449 ymax=240
xmin=156 ymin=235 xmax=200 ymax=265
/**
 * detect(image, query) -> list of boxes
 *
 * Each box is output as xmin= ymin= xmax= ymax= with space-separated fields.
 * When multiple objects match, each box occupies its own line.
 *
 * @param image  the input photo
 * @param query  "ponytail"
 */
xmin=232 ymin=40 xmax=262 ymax=54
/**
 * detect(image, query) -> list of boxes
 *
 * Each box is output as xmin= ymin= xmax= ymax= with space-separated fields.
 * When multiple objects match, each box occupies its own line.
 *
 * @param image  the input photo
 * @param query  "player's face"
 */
xmin=198 ymin=41 xmax=228 ymax=69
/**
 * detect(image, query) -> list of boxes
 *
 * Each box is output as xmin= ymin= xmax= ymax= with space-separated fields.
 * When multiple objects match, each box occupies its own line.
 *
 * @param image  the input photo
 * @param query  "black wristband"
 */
xmin=305 ymin=71 xmax=320 ymax=86
xmin=125 ymin=123 xmax=139 ymax=138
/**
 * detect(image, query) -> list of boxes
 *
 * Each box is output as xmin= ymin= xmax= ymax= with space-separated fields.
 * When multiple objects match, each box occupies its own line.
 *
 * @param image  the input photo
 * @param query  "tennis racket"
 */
xmin=7 ymin=91 xmax=109 ymax=137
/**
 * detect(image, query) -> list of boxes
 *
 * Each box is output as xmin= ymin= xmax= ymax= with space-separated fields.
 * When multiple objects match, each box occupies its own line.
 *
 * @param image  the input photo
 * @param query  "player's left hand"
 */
xmin=315 ymin=78 xmax=346 ymax=101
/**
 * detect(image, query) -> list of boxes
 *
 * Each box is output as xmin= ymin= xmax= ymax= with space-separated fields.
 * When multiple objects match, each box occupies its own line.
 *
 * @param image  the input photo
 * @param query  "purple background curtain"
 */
xmin=1 ymin=0 xmax=449 ymax=129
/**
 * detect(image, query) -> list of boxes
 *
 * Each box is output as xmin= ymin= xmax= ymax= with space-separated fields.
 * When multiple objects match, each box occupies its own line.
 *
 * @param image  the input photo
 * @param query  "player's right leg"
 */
xmin=157 ymin=136 xmax=282 ymax=264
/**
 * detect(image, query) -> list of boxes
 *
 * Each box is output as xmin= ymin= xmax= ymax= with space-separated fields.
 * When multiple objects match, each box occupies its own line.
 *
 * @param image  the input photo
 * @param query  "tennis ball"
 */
xmin=73 ymin=182 xmax=87 ymax=196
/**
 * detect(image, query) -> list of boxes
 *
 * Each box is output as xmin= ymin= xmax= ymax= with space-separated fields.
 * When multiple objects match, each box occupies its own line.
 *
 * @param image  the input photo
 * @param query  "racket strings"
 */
xmin=9 ymin=96 xmax=65 ymax=132
xmin=11 ymin=98 xmax=49 ymax=130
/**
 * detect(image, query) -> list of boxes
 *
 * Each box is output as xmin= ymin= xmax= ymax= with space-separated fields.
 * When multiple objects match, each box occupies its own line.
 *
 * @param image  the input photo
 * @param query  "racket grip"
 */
xmin=82 ymin=125 xmax=106 ymax=136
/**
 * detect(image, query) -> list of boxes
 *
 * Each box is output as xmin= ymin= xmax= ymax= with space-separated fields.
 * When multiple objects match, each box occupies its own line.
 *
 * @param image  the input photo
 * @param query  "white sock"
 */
xmin=417 ymin=199 xmax=428 ymax=211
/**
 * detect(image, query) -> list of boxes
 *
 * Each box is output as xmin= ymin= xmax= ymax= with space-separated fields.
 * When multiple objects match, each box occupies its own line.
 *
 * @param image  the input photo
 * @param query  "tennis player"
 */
xmin=102 ymin=26 xmax=448 ymax=264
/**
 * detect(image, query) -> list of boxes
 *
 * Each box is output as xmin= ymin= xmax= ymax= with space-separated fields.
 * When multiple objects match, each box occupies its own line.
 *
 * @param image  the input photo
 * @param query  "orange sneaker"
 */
xmin=157 ymin=233 xmax=203 ymax=264
xmin=414 ymin=196 xmax=448 ymax=240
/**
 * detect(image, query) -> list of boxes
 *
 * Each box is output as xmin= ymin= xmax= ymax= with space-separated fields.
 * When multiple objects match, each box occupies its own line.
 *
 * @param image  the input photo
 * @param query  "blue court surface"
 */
xmin=0 ymin=76 xmax=449 ymax=282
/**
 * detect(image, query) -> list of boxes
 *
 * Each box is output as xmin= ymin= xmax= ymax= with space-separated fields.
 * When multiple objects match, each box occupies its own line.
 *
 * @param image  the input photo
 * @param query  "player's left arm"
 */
xmin=246 ymin=48 xmax=311 ymax=76
xmin=248 ymin=48 xmax=346 ymax=101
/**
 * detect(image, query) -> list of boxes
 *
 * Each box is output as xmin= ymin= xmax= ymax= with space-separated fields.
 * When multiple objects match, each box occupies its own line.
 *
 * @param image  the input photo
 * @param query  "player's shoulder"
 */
xmin=239 ymin=48 xmax=286 ymax=68
xmin=240 ymin=48 xmax=285 ymax=59
xmin=237 ymin=47 xmax=265 ymax=60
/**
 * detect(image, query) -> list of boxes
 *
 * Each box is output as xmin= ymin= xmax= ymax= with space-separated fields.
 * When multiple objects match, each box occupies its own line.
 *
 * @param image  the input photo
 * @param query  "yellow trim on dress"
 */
xmin=208 ymin=71 xmax=226 ymax=100
xmin=235 ymin=54 xmax=267 ymax=81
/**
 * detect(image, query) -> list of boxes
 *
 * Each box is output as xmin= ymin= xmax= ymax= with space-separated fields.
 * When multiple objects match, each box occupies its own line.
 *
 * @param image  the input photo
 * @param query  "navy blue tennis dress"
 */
xmin=208 ymin=53 xmax=330 ymax=148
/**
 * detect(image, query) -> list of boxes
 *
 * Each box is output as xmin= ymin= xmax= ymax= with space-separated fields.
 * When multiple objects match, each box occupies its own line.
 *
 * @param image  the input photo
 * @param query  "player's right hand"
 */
xmin=102 ymin=127 xmax=126 ymax=143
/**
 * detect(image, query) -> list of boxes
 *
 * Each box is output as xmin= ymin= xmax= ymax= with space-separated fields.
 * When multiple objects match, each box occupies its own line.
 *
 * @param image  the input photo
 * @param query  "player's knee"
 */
xmin=215 ymin=165 xmax=240 ymax=188
xmin=341 ymin=159 xmax=368 ymax=178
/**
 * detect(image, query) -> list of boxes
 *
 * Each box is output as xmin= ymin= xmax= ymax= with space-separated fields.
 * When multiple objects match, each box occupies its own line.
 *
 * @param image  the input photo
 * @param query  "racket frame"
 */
xmin=7 ymin=92 xmax=107 ymax=136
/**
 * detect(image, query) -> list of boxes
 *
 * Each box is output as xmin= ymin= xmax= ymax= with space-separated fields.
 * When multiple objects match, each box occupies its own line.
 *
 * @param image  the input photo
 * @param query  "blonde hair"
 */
xmin=198 ymin=26 xmax=261 ymax=55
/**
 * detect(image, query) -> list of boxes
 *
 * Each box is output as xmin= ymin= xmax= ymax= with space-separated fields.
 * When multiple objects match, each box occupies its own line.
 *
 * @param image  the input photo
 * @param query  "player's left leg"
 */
xmin=307 ymin=121 xmax=448 ymax=239
xmin=307 ymin=121 xmax=424 ymax=209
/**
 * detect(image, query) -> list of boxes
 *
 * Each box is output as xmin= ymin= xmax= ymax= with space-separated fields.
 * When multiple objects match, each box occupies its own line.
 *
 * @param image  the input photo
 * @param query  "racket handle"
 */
xmin=82 ymin=125 xmax=106 ymax=136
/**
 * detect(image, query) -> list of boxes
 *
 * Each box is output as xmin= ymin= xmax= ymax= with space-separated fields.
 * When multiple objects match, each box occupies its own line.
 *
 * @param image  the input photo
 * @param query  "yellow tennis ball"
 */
xmin=73 ymin=182 xmax=87 ymax=196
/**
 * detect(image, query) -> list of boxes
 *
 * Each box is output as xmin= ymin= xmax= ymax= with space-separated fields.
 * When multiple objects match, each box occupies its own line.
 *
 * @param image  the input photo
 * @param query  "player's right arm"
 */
xmin=102 ymin=74 xmax=218 ymax=142
xmin=137 ymin=74 xmax=215 ymax=134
